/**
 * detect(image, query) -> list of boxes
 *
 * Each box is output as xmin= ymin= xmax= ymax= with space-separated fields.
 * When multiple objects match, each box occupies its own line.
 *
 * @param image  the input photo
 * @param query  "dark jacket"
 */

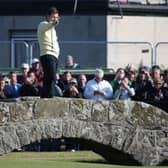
xmin=147 ymin=87 xmax=168 ymax=102
xmin=0 ymin=88 xmax=12 ymax=99
xmin=132 ymin=79 xmax=152 ymax=101
xmin=19 ymin=82 xmax=41 ymax=96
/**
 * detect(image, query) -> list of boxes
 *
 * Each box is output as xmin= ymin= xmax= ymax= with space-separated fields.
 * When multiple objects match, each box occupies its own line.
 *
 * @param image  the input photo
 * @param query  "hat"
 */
xmin=66 ymin=55 xmax=73 ymax=61
xmin=32 ymin=58 xmax=40 ymax=64
xmin=21 ymin=63 xmax=29 ymax=69
xmin=70 ymin=78 xmax=77 ymax=84
xmin=143 ymin=66 xmax=150 ymax=72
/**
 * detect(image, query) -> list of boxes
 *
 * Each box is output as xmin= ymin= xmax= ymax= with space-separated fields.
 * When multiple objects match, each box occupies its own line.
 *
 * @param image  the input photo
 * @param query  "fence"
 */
xmin=155 ymin=42 xmax=168 ymax=69
xmin=0 ymin=40 xmax=167 ymax=70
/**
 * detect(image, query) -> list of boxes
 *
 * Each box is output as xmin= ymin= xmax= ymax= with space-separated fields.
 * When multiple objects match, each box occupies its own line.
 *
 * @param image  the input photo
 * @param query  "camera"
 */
xmin=120 ymin=81 xmax=124 ymax=85
xmin=118 ymin=80 xmax=124 ymax=85
xmin=27 ymin=77 xmax=33 ymax=82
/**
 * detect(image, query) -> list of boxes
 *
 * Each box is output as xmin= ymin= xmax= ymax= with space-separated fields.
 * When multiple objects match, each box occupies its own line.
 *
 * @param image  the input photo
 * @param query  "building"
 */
xmin=0 ymin=0 xmax=168 ymax=70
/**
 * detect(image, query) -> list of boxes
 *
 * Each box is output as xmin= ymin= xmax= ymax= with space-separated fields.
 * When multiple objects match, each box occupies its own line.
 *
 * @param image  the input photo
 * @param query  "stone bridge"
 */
xmin=0 ymin=97 xmax=168 ymax=166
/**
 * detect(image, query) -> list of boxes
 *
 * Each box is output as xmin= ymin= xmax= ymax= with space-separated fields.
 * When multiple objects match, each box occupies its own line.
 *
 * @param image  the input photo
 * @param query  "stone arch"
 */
xmin=0 ymin=97 xmax=167 ymax=166
xmin=0 ymin=118 xmax=140 ymax=165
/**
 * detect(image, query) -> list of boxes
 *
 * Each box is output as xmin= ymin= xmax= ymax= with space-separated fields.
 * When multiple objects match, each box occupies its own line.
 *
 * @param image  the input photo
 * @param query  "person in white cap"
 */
xmin=37 ymin=6 xmax=60 ymax=98
xmin=17 ymin=63 xmax=30 ymax=84
xmin=31 ymin=58 xmax=43 ymax=87
xmin=84 ymin=69 xmax=113 ymax=100
xmin=32 ymin=58 xmax=40 ymax=64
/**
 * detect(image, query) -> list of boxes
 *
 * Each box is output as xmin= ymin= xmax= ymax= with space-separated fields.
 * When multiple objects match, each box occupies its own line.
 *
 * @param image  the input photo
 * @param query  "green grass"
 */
xmin=0 ymin=151 xmax=167 ymax=168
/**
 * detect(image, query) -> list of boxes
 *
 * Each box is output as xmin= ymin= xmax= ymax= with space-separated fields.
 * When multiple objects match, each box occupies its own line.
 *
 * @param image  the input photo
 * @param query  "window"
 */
xmin=10 ymin=30 xmax=39 ymax=68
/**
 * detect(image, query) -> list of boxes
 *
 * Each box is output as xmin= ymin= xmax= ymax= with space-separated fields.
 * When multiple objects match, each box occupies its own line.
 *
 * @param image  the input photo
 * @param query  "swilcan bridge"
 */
xmin=0 ymin=97 xmax=167 ymax=166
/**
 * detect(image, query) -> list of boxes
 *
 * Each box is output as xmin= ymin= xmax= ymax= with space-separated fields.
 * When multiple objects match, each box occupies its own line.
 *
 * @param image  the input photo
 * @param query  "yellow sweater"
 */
xmin=37 ymin=21 xmax=60 ymax=58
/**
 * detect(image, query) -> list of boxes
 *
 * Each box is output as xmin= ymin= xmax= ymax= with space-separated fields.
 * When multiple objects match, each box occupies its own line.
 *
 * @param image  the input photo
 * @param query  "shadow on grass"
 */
xmin=21 ymin=138 xmax=168 ymax=166
xmin=75 ymin=159 xmax=141 ymax=166
xmin=76 ymin=159 xmax=168 ymax=167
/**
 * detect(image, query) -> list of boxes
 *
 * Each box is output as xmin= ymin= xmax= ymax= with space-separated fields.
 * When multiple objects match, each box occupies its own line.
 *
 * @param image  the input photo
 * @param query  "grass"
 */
xmin=0 ymin=151 xmax=167 ymax=168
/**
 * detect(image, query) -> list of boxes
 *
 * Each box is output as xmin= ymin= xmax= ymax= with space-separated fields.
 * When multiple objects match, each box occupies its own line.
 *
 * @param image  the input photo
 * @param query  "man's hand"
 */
xmin=120 ymin=80 xmax=128 ymax=90
xmin=145 ymin=71 xmax=151 ymax=80
xmin=70 ymin=85 xmax=79 ymax=94
xmin=25 ymin=78 xmax=33 ymax=85
xmin=94 ymin=90 xmax=104 ymax=96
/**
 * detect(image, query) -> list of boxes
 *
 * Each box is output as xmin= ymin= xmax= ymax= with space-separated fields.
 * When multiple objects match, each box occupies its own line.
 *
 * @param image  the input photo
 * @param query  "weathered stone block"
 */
xmin=34 ymin=98 xmax=69 ymax=119
xmin=70 ymin=99 xmax=92 ymax=120
xmin=92 ymin=100 xmax=109 ymax=122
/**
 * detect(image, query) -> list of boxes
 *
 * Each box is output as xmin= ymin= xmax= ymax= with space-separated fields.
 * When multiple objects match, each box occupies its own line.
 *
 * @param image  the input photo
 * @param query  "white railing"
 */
xmin=155 ymin=42 xmax=168 ymax=68
xmin=0 ymin=40 xmax=168 ymax=69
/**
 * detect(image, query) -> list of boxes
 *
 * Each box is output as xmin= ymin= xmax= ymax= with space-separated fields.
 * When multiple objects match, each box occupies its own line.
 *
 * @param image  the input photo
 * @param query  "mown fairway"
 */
xmin=0 ymin=151 xmax=167 ymax=168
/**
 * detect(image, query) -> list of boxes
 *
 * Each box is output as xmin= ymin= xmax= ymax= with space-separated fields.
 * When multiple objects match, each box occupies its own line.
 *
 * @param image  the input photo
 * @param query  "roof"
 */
xmin=0 ymin=0 xmax=167 ymax=16
xmin=0 ymin=0 xmax=108 ymax=15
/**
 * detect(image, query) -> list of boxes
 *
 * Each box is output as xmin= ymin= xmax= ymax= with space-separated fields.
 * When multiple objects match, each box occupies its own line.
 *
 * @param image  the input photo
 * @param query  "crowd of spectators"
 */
xmin=0 ymin=59 xmax=168 ymax=111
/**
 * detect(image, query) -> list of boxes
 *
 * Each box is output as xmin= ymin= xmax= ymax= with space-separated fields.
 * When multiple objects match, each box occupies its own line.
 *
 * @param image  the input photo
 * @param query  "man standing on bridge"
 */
xmin=37 ymin=7 xmax=60 ymax=98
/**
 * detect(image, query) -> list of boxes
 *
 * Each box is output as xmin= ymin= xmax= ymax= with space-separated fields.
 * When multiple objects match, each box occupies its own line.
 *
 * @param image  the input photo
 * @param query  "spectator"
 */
xmin=111 ymin=68 xmax=126 ymax=92
xmin=61 ymin=71 xmax=77 ymax=92
xmin=78 ymin=74 xmax=87 ymax=98
xmin=163 ymin=69 xmax=168 ymax=88
xmin=125 ymin=64 xmax=138 ymax=84
xmin=64 ymin=78 xmax=80 ymax=98
xmin=53 ymin=83 xmax=63 ymax=97
xmin=62 ymin=71 xmax=73 ymax=84
xmin=132 ymin=66 xmax=152 ymax=101
xmin=162 ymin=71 xmax=168 ymax=111
xmin=0 ymin=78 xmax=11 ymax=99
xmin=147 ymin=78 xmax=168 ymax=101
xmin=51 ymin=73 xmax=63 ymax=97
xmin=125 ymin=64 xmax=136 ymax=74
xmin=143 ymin=65 xmax=151 ymax=75
xmin=5 ymin=72 xmax=22 ymax=98
xmin=127 ymin=70 xmax=137 ymax=85
xmin=19 ymin=71 xmax=41 ymax=97
xmin=113 ymin=77 xmax=135 ymax=100
xmin=17 ymin=63 xmax=30 ymax=84
xmin=151 ymin=65 xmax=161 ymax=83
xmin=31 ymin=58 xmax=44 ymax=87
xmin=64 ymin=55 xmax=80 ymax=69
xmin=142 ymin=65 xmax=152 ymax=81
xmin=84 ymin=69 xmax=113 ymax=100
xmin=55 ymin=73 xmax=65 ymax=92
